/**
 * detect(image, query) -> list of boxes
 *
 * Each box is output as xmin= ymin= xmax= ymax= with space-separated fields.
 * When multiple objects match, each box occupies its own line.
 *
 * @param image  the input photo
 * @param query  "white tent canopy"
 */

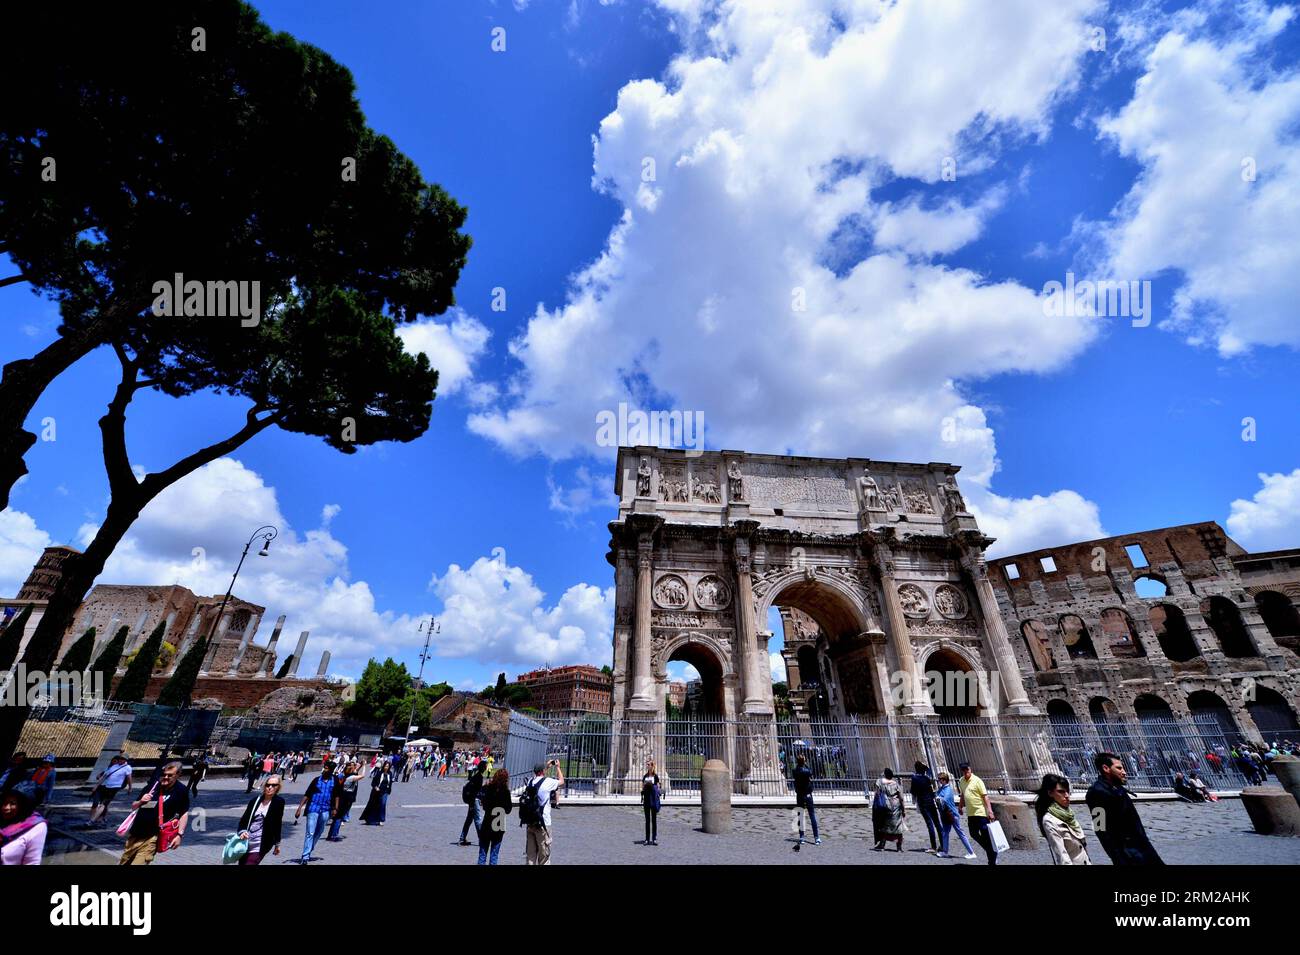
xmin=404 ymin=738 xmax=436 ymax=747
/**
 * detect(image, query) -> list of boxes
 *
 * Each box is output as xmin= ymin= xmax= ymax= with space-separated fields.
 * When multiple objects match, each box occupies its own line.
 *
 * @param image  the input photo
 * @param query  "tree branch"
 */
xmin=0 ymin=274 xmax=27 ymax=289
xmin=98 ymin=349 xmax=141 ymax=499
xmin=140 ymin=410 xmax=282 ymax=500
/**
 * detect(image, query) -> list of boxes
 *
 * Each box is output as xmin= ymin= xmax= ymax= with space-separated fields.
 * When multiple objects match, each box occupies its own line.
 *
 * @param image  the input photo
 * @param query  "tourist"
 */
xmin=0 ymin=752 xmax=28 ymax=796
xmin=957 ymin=762 xmax=997 ymax=865
xmin=1172 ymin=771 xmax=1204 ymax=803
xmin=237 ymin=774 xmax=285 ymax=865
xmin=87 ymin=753 xmax=133 ymax=828
xmin=909 ymin=761 xmax=940 ymax=854
xmin=459 ymin=759 xmax=486 ymax=846
xmin=934 ymin=771 xmax=975 ymax=859
xmin=871 ymin=768 xmax=905 ymax=852
xmin=328 ymin=761 xmax=366 ymax=841
xmin=29 ymin=754 xmax=56 ymax=806
xmin=1188 ymin=770 xmax=1218 ymax=802
xmin=120 ymin=760 xmax=190 ymax=865
xmin=521 ymin=759 xmax=564 ymax=865
xmin=1035 ymin=773 xmax=1090 ymax=865
xmin=1084 ymin=752 xmax=1163 ymax=865
xmin=188 ymin=750 xmax=208 ymax=798
xmin=477 ymin=768 xmax=513 ymax=865
xmin=792 ymin=754 xmax=819 ymax=846
xmin=0 ymin=782 xmax=47 ymax=865
xmin=360 ymin=760 xmax=394 ymax=826
xmin=245 ymin=753 xmax=261 ymax=793
xmin=260 ymin=752 xmax=276 ymax=787
xmin=641 ymin=759 xmax=662 ymax=846
xmin=295 ymin=761 xmax=340 ymax=864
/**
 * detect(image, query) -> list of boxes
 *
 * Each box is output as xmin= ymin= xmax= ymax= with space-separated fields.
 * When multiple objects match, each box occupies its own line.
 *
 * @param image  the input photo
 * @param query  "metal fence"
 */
xmin=512 ymin=710 xmax=1257 ymax=798
xmin=15 ymin=701 xmax=218 ymax=764
xmin=503 ymin=710 xmax=549 ymax=789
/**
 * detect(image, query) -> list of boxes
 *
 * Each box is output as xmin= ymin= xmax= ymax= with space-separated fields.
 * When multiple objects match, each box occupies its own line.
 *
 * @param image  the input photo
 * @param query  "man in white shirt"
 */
xmin=87 ymin=753 xmax=132 ymax=827
xmin=524 ymin=760 xmax=564 ymax=865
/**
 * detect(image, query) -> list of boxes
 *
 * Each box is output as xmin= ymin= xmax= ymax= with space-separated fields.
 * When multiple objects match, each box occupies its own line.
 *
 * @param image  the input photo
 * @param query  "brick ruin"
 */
xmin=989 ymin=521 xmax=1300 ymax=742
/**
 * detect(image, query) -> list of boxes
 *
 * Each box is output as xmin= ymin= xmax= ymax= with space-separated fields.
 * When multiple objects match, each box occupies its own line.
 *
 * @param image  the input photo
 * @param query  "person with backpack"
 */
xmin=909 ymin=761 xmax=940 ymax=854
xmin=520 ymin=759 xmax=563 ymax=865
xmin=641 ymin=759 xmax=662 ymax=846
xmin=477 ymin=769 xmax=513 ymax=865
xmin=792 ymin=754 xmax=820 ymax=846
xmin=458 ymin=761 xmax=486 ymax=846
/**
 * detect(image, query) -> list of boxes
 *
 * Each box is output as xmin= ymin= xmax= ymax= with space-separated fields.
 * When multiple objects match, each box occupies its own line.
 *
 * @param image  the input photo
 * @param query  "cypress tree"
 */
xmin=112 ymin=621 xmax=165 ymax=703
xmin=88 ymin=625 xmax=129 ymax=698
xmin=58 ymin=626 xmax=97 ymax=673
xmin=0 ymin=606 xmax=32 ymax=673
xmin=156 ymin=636 xmax=206 ymax=709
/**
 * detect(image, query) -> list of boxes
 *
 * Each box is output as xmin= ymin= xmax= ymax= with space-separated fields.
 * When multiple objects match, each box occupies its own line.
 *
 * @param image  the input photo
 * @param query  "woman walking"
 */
xmin=476 ymin=769 xmax=513 ymax=865
xmin=0 ymin=782 xmax=47 ymax=865
xmin=641 ymin=760 xmax=662 ymax=846
xmin=935 ymin=771 xmax=976 ymax=859
xmin=360 ymin=760 xmax=393 ymax=826
xmin=909 ymin=761 xmax=940 ymax=854
xmin=871 ymin=768 xmax=906 ymax=851
xmin=236 ymin=775 xmax=285 ymax=865
xmin=1035 ymin=773 xmax=1091 ymax=865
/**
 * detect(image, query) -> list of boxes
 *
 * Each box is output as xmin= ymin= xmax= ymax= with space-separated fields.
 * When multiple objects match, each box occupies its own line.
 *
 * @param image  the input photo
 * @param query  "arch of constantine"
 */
xmin=605 ymin=446 xmax=1040 ymax=793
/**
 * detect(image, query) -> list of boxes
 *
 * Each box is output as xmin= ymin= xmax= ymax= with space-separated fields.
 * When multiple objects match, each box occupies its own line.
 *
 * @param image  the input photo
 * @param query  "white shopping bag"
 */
xmin=987 ymin=819 xmax=1010 ymax=853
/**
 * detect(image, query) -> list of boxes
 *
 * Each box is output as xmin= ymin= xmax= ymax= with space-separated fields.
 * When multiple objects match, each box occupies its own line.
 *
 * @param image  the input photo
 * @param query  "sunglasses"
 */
xmin=265 ymin=783 xmax=280 ymax=788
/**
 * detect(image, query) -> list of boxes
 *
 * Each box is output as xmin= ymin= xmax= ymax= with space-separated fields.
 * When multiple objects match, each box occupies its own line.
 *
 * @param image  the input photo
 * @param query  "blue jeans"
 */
xmin=460 ymin=799 xmax=483 ymax=842
xmin=302 ymin=810 xmax=328 ymax=861
xmin=940 ymin=814 xmax=974 ymax=855
xmin=798 ymin=797 xmax=819 ymax=841
xmin=477 ymin=838 xmax=503 ymax=865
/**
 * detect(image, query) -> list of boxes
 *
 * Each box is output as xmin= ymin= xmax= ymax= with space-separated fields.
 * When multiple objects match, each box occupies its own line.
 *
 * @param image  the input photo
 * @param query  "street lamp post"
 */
xmin=404 ymin=617 xmax=439 ymax=745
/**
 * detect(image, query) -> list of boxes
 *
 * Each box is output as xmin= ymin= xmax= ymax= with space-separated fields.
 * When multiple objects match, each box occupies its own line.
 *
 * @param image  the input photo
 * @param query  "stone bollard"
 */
xmin=1270 ymin=755 xmax=1300 ymax=808
xmin=700 ymin=759 xmax=732 ymax=834
xmin=1240 ymin=786 xmax=1300 ymax=836
xmin=987 ymin=794 xmax=1039 ymax=849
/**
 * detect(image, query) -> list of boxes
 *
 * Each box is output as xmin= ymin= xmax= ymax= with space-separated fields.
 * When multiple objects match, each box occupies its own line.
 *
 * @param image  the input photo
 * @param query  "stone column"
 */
xmin=287 ymin=630 xmax=310 ymax=677
xmin=316 ymin=650 xmax=331 ymax=678
xmin=961 ymin=547 xmax=1036 ymax=716
xmin=627 ymin=515 xmax=662 ymax=710
xmin=169 ymin=613 xmax=202 ymax=674
xmin=259 ymin=614 xmax=286 ymax=677
xmin=126 ymin=610 xmax=149 ymax=654
xmin=875 ymin=543 xmax=929 ymax=716
xmin=731 ymin=524 xmax=768 ymax=714
xmin=227 ymin=613 xmax=260 ymax=676
xmin=199 ymin=612 xmax=229 ymax=675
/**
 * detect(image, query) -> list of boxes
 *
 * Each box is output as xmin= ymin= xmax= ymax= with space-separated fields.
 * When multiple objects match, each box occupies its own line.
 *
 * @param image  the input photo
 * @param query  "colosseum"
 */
xmin=987 ymin=521 xmax=1300 ymax=743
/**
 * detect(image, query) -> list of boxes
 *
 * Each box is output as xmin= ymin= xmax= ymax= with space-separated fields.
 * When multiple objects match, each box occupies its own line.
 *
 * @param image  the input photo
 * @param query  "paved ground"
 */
xmin=39 ymin=772 xmax=1300 ymax=866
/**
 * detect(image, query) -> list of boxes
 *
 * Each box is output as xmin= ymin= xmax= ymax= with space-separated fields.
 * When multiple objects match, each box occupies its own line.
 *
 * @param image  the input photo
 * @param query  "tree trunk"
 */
xmin=0 ymin=331 xmax=103 ymax=510
xmin=0 ymin=495 xmax=142 ymax=762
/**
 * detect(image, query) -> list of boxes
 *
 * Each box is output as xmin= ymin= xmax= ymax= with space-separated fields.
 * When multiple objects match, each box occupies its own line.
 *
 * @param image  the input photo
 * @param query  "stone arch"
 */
xmin=1245 ymin=685 xmax=1300 ymax=744
xmin=1185 ymin=689 xmax=1239 ymax=741
xmin=919 ymin=642 xmax=984 ymax=714
xmin=1133 ymin=693 xmax=1174 ymax=719
xmin=1201 ymin=595 xmax=1256 ymax=658
xmin=1059 ymin=614 xmax=1097 ymax=660
xmin=1019 ymin=620 xmax=1054 ymax=671
xmin=1254 ymin=590 xmax=1300 ymax=652
xmin=1132 ymin=574 xmax=1169 ymax=599
xmin=1100 ymin=607 xmax=1145 ymax=658
xmin=656 ymin=632 xmax=731 ymax=717
xmin=1045 ymin=698 xmax=1077 ymax=720
xmin=1149 ymin=603 xmax=1199 ymax=662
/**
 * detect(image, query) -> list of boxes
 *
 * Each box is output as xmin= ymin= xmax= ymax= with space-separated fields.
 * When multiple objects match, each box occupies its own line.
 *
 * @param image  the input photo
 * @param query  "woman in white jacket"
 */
xmin=1034 ymin=773 xmax=1091 ymax=865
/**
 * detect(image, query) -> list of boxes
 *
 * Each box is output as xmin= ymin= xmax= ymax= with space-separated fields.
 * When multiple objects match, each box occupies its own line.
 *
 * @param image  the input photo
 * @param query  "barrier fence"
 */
xmin=513 ymin=711 xmax=1260 ymax=798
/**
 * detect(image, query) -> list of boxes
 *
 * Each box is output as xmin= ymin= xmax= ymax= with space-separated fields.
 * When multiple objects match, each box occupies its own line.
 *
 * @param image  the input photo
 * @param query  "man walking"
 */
xmin=295 ymin=761 xmax=340 ymax=864
xmin=521 ymin=760 xmax=563 ymax=865
xmin=956 ymin=761 xmax=998 ymax=865
xmin=458 ymin=759 xmax=486 ymax=846
xmin=119 ymin=761 xmax=190 ymax=865
xmin=87 ymin=753 xmax=132 ymax=828
xmin=1084 ymin=752 xmax=1164 ymax=865
xmin=792 ymin=754 xmax=820 ymax=846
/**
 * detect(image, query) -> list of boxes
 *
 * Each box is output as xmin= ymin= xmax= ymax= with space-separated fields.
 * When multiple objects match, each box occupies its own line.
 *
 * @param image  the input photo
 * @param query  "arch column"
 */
xmin=960 ymin=546 xmax=1036 ymax=715
xmin=627 ymin=514 xmax=663 ymax=711
xmin=732 ymin=523 xmax=770 ymax=715
xmin=1237 ymin=603 xmax=1286 ymax=667
xmin=874 ymin=542 xmax=929 ymax=717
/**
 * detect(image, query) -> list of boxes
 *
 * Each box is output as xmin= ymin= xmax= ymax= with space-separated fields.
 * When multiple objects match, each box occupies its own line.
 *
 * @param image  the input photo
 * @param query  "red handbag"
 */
xmin=156 ymin=788 xmax=182 ymax=852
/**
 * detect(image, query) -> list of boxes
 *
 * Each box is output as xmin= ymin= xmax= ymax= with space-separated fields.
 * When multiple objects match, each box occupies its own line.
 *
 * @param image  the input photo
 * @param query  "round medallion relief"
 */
xmin=897 ymin=584 xmax=930 ymax=618
xmin=652 ymin=574 xmax=689 ymax=609
xmin=934 ymin=584 xmax=969 ymax=619
xmin=694 ymin=574 xmax=732 ymax=610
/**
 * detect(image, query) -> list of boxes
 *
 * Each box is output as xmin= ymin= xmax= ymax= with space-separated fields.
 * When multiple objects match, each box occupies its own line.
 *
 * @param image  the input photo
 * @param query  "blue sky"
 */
xmin=3 ymin=0 xmax=1299 ymax=691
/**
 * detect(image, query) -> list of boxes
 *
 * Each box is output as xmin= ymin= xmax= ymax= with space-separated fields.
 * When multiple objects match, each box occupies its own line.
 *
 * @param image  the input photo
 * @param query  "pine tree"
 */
xmin=58 ymin=626 xmax=97 ymax=673
xmin=0 ymin=606 xmax=32 ymax=673
xmin=156 ymin=635 xmax=207 ymax=709
xmin=494 ymin=672 xmax=507 ymax=702
xmin=112 ymin=621 xmax=165 ymax=703
xmin=88 ymin=625 xmax=129 ymax=698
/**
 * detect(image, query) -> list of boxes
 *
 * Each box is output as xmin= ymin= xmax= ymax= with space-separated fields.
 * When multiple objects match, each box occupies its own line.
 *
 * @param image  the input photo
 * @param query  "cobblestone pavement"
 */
xmin=40 ymin=773 xmax=1300 ymax=866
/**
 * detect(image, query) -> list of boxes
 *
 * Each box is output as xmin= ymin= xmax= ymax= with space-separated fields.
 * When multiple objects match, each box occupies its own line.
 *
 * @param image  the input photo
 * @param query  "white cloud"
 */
xmin=396 ymin=308 xmax=491 ymax=396
xmin=667 ymin=660 xmax=700 ymax=682
xmin=428 ymin=549 xmax=614 ymax=670
xmin=1226 ymin=469 xmax=1300 ymax=552
xmin=769 ymin=651 xmax=787 ymax=683
xmin=468 ymin=0 xmax=1105 ymax=531
xmin=547 ymin=465 xmax=616 ymax=517
xmin=1094 ymin=2 xmax=1300 ymax=354
xmin=0 ymin=508 xmax=52 ymax=598
xmin=969 ymin=486 xmax=1106 ymax=559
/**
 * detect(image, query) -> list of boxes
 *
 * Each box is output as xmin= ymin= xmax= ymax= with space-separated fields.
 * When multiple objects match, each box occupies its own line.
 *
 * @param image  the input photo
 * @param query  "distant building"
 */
xmin=515 ymin=664 xmax=612 ymax=714
xmin=668 ymin=680 xmax=687 ymax=710
xmin=685 ymin=679 xmax=704 ymax=712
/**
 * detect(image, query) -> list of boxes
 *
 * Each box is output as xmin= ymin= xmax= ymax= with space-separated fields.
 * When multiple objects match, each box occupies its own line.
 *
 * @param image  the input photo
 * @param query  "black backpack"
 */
xmin=518 ymin=776 xmax=546 ymax=827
